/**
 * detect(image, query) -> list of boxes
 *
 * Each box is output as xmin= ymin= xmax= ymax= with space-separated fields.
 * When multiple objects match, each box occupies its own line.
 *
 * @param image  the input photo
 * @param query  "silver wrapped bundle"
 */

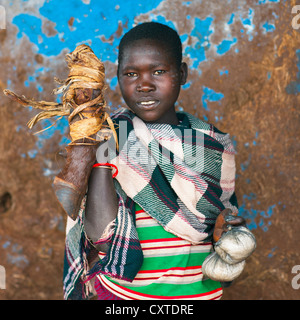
xmin=202 ymin=226 xmax=256 ymax=282
xmin=202 ymin=252 xmax=246 ymax=282
xmin=214 ymin=226 xmax=256 ymax=265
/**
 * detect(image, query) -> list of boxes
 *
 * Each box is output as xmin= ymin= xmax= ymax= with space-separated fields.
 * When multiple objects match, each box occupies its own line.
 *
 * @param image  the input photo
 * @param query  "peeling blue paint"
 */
xmin=216 ymin=38 xmax=237 ymax=55
xmin=219 ymin=69 xmax=229 ymax=76
xmin=183 ymin=1 xmax=192 ymax=6
xmin=150 ymin=14 xmax=177 ymax=31
xmin=49 ymin=215 xmax=65 ymax=232
xmin=227 ymin=13 xmax=235 ymax=25
xmin=2 ymin=241 xmax=11 ymax=249
xmin=258 ymin=0 xmax=279 ymax=4
xmin=231 ymin=135 xmax=237 ymax=150
xmin=252 ymin=131 xmax=259 ymax=146
xmin=201 ymin=86 xmax=224 ymax=111
xmin=108 ymin=76 xmax=118 ymax=90
xmin=6 ymin=253 xmax=29 ymax=268
xmin=13 ymin=0 xmax=165 ymax=60
xmin=239 ymin=194 xmax=278 ymax=231
xmin=182 ymin=82 xmax=191 ymax=90
xmin=23 ymin=67 xmax=48 ymax=92
xmin=13 ymin=14 xmax=61 ymax=57
xmin=262 ymin=21 xmax=275 ymax=33
xmin=240 ymin=8 xmax=255 ymax=41
xmin=286 ymin=49 xmax=300 ymax=95
xmin=185 ymin=17 xmax=213 ymax=70
xmin=28 ymin=149 xmax=38 ymax=159
xmin=241 ymin=154 xmax=251 ymax=171
xmin=203 ymin=115 xmax=208 ymax=121
xmin=2 ymin=240 xmax=29 ymax=268
xmin=243 ymin=132 xmax=259 ymax=150
xmin=268 ymin=247 xmax=277 ymax=258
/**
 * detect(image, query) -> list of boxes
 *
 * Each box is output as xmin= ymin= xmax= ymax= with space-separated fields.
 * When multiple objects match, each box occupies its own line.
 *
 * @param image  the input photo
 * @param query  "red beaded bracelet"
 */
xmin=92 ymin=163 xmax=118 ymax=178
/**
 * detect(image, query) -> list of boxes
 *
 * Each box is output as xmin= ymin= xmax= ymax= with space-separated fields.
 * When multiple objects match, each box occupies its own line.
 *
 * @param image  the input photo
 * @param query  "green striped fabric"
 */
xmin=97 ymin=204 xmax=223 ymax=300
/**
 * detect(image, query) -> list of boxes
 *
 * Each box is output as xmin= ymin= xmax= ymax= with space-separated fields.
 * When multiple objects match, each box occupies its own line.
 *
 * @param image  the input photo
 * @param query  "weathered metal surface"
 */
xmin=0 ymin=0 xmax=299 ymax=299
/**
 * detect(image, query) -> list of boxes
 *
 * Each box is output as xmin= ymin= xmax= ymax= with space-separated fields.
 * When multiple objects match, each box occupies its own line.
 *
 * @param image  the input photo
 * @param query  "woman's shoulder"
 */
xmin=179 ymin=111 xmax=236 ymax=154
xmin=178 ymin=111 xmax=224 ymax=134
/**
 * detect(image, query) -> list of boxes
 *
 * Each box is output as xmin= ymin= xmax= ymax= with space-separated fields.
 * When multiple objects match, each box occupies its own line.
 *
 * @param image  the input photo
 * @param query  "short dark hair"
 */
xmin=118 ymin=22 xmax=183 ymax=68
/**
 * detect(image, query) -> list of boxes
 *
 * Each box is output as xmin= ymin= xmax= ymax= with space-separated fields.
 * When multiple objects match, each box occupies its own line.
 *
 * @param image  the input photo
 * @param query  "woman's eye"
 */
xmin=125 ymin=72 xmax=137 ymax=77
xmin=153 ymin=70 xmax=165 ymax=75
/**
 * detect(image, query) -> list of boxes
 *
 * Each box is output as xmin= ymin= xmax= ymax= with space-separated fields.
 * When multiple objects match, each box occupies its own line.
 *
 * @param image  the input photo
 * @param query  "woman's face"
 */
xmin=117 ymin=39 xmax=187 ymax=125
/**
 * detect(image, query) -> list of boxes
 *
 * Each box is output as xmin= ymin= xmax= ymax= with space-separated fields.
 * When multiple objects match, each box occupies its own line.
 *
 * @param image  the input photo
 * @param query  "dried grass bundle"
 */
xmin=3 ymin=44 xmax=117 ymax=147
xmin=3 ymin=44 xmax=118 ymax=220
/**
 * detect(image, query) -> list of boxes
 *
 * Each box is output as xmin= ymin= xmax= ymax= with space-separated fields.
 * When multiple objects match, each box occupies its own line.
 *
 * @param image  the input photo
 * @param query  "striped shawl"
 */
xmin=63 ymin=109 xmax=238 ymax=299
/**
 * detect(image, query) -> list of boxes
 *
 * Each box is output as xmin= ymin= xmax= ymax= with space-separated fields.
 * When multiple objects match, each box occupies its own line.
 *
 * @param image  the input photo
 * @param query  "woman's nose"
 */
xmin=136 ymin=76 xmax=155 ymax=92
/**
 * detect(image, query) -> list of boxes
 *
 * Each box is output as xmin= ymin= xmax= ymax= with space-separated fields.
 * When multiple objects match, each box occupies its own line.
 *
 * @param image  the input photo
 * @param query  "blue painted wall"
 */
xmin=0 ymin=0 xmax=299 ymax=300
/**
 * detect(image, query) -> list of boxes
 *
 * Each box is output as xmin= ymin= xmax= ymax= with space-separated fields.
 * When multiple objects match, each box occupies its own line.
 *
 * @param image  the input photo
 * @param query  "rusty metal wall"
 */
xmin=0 ymin=0 xmax=299 ymax=300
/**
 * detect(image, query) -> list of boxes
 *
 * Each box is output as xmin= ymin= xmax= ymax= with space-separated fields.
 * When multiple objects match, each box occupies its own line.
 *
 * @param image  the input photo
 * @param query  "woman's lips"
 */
xmin=137 ymin=100 xmax=159 ymax=109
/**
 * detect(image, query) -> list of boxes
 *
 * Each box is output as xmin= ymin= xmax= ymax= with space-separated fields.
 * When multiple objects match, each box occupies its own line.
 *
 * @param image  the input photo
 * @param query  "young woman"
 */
xmin=63 ymin=22 xmax=243 ymax=300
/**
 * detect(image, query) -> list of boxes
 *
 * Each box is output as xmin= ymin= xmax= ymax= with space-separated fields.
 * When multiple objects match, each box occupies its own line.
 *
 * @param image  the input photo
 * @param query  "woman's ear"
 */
xmin=180 ymin=62 xmax=188 ymax=85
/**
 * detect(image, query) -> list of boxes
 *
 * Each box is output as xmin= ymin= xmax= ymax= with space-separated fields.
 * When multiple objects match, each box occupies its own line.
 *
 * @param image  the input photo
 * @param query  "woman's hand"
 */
xmin=213 ymin=208 xmax=246 ymax=243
